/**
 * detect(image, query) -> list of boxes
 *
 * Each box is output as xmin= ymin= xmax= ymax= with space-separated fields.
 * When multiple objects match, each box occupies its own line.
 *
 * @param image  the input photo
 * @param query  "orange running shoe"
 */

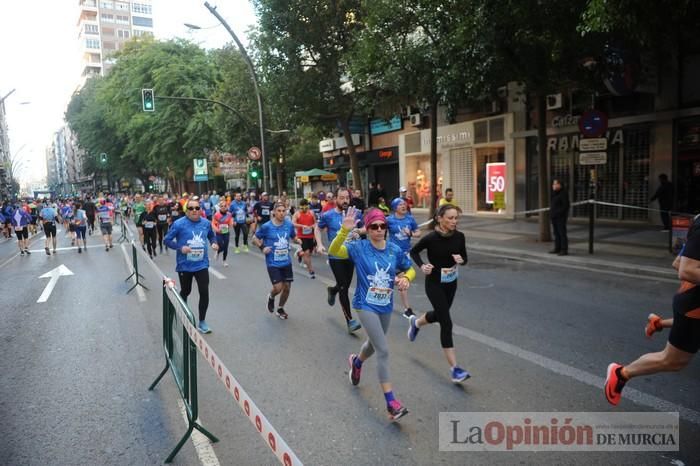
xmin=604 ymin=363 xmax=626 ymax=406
xmin=645 ymin=313 xmax=663 ymax=338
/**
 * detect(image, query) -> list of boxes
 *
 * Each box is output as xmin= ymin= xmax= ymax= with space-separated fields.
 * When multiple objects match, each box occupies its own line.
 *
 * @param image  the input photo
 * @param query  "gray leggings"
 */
xmin=356 ymin=310 xmax=392 ymax=383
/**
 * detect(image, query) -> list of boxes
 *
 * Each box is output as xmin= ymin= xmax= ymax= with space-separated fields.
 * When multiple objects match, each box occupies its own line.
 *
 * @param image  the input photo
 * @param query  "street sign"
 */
xmin=579 ymin=138 xmax=608 ymax=152
xmin=578 ymin=110 xmax=608 ymax=137
xmin=247 ymin=146 xmax=261 ymax=161
xmin=193 ymin=158 xmax=208 ymax=182
xmin=485 ymin=162 xmax=506 ymax=205
xmin=579 ymin=152 xmax=607 ymax=165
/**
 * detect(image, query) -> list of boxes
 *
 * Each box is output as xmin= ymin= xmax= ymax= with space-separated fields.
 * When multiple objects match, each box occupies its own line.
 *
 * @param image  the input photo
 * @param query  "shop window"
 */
xmin=476 ymin=147 xmax=505 ymax=211
xmin=405 ymin=132 xmax=421 ymax=153
xmin=474 ymin=121 xmax=488 ymax=144
xmin=489 ymin=118 xmax=504 ymax=141
xmin=405 ymin=155 xmax=443 ymax=209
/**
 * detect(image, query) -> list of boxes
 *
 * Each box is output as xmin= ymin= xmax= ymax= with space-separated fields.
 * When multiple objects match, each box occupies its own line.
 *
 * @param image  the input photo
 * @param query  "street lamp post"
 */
xmin=202 ymin=2 xmax=269 ymax=192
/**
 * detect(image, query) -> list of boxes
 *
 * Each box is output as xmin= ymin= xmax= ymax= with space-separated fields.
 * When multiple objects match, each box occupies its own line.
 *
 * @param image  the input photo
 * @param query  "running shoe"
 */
xmin=296 ymin=247 xmax=303 ymax=264
xmin=451 ymin=367 xmax=471 ymax=383
xmin=25 ymin=249 xmax=31 ymax=255
xmin=109 ymin=244 xmax=113 ymax=249
xmin=347 ymin=319 xmax=362 ymax=334
xmin=277 ymin=308 xmax=289 ymax=320
xmin=403 ymin=308 xmax=415 ymax=319
xmin=387 ymin=399 xmax=409 ymax=421
xmin=327 ymin=286 xmax=337 ymax=306
xmin=645 ymin=313 xmax=663 ymax=338
xmin=106 ymin=246 xmax=109 ymax=251
xmin=234 ymin=247 xmax=240 ymax=254
xmin=20 ymin=250 xmax=25 ymax=256
xmin=348 ymin=353 xmax=361 ymax=386
xmin=78 ymin=247 xmax=82 ymax=253
xmin=198 ymin=320 xmax=212 ymax=334
xmin=45 ymin=247 xmax=51 ymax=256
xmin=309 ymin=271 xmax=315 ymax=279
xmin=407 ymin=315 xmax=420 ymax=342
xmin=223 ymin=261 xmax=229 ymax=267
xmin=243 ymin=245 xmax=249 ymax=252
xmin=605 ymin=363 xmax=626 ymax=406
xmin=267 ymin=294 xmax=275 ymax=313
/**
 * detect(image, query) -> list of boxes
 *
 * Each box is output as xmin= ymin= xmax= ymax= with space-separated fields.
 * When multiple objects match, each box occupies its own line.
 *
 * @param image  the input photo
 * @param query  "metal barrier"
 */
xmin=149 ymin=279 xmax=218 ymax=463
xmin=125 ymin=240 xmax=147 ymax=293
xmin=118 ymin=217 xmax=129 ymax=243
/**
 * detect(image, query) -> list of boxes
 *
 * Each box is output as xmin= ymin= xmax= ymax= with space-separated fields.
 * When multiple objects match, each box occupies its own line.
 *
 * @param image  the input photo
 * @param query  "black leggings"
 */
xmin=157 ymin=223 xmax=169 ymax=248
xmin=216 ymin=233 xmax=230 ymax=260
xmin=234 ymin=223 xmax=248 ymax=246
xmin=425 ymin=280 xmax=458 ymax=348
xmin=178 ymin=269 xmax=210 ymax=321
xmin=329 ymin=259 xmax=354 ymax=321
xmin=144 ymin=227 xmax=157 ymax=255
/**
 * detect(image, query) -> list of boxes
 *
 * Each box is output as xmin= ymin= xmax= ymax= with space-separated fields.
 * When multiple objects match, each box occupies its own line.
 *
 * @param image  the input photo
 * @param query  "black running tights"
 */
xmin=425 ymin=280 xmax=457 ymax=348
xmin=178 ymin=269 xmax=210 ymax=321
xmin=329 ymin=258 xmax=354 ymax=321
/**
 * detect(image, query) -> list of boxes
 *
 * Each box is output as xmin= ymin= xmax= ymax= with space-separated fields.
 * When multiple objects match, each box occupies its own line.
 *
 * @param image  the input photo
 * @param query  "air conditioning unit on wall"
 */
xmin=546 ymin=93 xmax=563 ymax=110
xmin=409 ymin=113 xmax=422 ymax=126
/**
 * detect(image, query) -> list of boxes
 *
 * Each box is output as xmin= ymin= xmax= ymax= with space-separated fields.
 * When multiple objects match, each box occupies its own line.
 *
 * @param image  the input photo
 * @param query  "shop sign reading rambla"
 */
xmin=548 ymin=129 xmax=623 ymax=153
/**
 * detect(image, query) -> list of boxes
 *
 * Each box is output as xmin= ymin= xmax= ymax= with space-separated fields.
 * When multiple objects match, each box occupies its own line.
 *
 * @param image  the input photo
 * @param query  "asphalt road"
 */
xmin=0 ymin=222 xmax=698 ymax=466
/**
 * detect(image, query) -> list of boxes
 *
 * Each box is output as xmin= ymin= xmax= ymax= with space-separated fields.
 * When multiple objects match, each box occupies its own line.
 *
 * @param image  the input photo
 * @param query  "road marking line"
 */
xmin=209 ymin=267 xmax=226 ymax=280
xmin=177 ymin=399 xmax=220 ymax=466
xmin=120 ymin=243 xmax=146 ymax=302
xmin=28 ymin=244 xmax=106 ymax=253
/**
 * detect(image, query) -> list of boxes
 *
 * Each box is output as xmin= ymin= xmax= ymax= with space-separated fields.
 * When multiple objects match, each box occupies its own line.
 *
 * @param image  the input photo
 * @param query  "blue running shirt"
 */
xmin=255 ymin=219 xmax=296 ymax=268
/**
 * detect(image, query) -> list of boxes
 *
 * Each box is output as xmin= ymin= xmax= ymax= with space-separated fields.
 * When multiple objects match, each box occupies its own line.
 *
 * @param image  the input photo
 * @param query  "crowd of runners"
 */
xmin=4 ymin=182 xmax=699 ymax=423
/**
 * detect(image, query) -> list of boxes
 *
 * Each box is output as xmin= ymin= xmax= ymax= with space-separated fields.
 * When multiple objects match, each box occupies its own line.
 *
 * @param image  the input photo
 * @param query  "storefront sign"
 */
xmin=320 ymin=174 xmax=338 ymax=181
xmin=548 ymin=129 xmax=623 ymax=153
xmin=319 ymin=139 xmax=335 ymax=152
xmin=423 ymin=129 xmax=473 ymax=148
xmin=362 ymin=147 xmax=398 ymax=164
xmin=370 ymin=116 xmax=402 ymax=135
xmin=485 ymin=162 xmax=506 ymax=204
xmin=579 ymin=152 xmax=607 ymax=165
xmin=552 ymin=114 xmax=581 ymax=129
xmin=579 ymin=138 xmax=608 ymax=151
xmin=193 ymin=158 xmax=208 ymax=182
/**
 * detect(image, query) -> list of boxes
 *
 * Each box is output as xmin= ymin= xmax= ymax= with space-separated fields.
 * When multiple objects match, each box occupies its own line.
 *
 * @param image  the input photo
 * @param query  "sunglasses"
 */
xmin=187 ymin=206 xmax=201 ymax=211
xmin=368 ymin=223 xmax=387 ymax=231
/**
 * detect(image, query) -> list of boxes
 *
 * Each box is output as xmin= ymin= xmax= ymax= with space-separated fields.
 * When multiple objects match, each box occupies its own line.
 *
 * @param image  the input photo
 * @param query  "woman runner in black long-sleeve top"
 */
xmin=408 ymin=204 xmax=471 ymax=383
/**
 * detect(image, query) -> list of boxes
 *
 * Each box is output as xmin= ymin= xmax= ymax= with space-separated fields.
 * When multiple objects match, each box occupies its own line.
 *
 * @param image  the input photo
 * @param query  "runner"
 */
xmin=132 ymin=193 xmax=146 ymax=251
xmin=212 ymin=199 xmax=233 ymax=267
xmin=28 ymin=200 xmax=38 ymax=235
xmin=96 ymin=198 xmax=114 ymax=251
xmin=604 ymin=217 xmax=700 ymax=405
xmin=407 ymin=204 xmax=471 ymax=383
xmin=387 ymin=197 xmax=421 ymax=318
xmin=331 ymin=207 xmax=415 ymax=421
xmin=11 ymin=204 xmax=32 ymax=255
xmin=154 ymin=196 xmax=171 ymax=254
xmin=252 ymin=191 xmax=273 ymax=234
xmin=139 ymin=200 xmax=159 ymax=258
xmin=228 ymin=192 xmax=249 ymax=253
xmin=292 ymin=198 xmax=317 ymax=278
xmin=39 ymin=201 xmax=58 ymax=255
xmin=315 ymin=187 xmax=363 ymax=333
xmin=84 ymin=196 xmax=96 ymax=235
xmin=164 ymin=198 xmax=219 ymax=334
xmin=61 ymin=201 xmax=75 ymax=245
xmin=73 ymin=201 xmax=88 ymax=253
xmin=253 ymin=202 xmax=299 ymax=320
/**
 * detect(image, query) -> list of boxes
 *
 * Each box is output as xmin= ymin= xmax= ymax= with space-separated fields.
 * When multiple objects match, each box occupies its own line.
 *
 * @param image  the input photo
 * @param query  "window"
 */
xmin=132 ymin=2 xmax=152 ymax=14
xmin=114 ymin=1 xmax=129 ymax=10
xmin=84 ymin=24 xmax=99 ymax=34
xmin=100 ymin=1 xmax=114 ymax=9
xmin=85 ymin=38 xmax=100 ymax=49
xmin=117 ymin=29 xmax=130 ymax=39
xmin=116 ymin=15 xmax=129 ymax=25
xmin=102 ymin=40 xmax=115 ymax=50
xmin=132 ymin=29 xmax=152 ymax=37
xmin=102 ymin=26 xmax=114 ymax=36
xmin=132 ymin=16 xmax=153 ymax=27
xmin=100 ymin=13 xmax=114 ymax=22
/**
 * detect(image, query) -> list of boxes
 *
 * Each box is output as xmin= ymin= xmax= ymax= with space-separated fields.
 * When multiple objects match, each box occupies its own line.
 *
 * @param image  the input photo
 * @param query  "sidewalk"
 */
xmin=410 ymin=211 xmax=678 ymax=280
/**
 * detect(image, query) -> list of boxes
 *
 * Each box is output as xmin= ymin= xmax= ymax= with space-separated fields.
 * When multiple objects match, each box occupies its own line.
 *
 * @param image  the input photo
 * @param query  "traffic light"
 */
xmin=142 ymin=88 xmax=155 ymax=112
xmin=100 ymin=153 xmax=107 ymax=164
xmin=250 ymin=161 xmax=259 ymax=179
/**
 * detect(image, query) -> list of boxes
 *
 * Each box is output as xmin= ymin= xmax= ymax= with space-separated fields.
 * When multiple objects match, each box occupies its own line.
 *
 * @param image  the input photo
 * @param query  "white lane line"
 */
xmin=247 ymin=249 xmax=700 ymax=426
xmin=209 ymin=267 xmax=226 ymax=280
xmin=28 ymin=244 xmax=106 ymax=253
xmin=120 ymin=243 xmax=146 ymax=302
xmin=177 ymin=399 xmax=220 ymax=466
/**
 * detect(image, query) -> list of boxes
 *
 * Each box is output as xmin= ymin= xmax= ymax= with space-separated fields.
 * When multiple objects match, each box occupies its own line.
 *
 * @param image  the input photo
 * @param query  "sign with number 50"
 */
xmin=485 ymin=162 xmax=506 ymax=204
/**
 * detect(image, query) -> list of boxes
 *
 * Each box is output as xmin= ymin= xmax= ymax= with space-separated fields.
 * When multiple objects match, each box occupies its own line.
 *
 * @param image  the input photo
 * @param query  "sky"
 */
xmin=0 ymin=0 xmax=257 ymax=185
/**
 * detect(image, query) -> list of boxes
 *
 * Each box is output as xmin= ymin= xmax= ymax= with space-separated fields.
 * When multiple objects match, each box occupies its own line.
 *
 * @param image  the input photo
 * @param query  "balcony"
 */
xmin=79 ymin=0 xmax=97 ymax=11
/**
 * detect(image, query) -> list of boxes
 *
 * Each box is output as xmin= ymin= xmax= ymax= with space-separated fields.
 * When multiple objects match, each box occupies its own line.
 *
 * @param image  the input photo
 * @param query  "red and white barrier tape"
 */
xmin=163 ymin=279 xmax=302 ymax=466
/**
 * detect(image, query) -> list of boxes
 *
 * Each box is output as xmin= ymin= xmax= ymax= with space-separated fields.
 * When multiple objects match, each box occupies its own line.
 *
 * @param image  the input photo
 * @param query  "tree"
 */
xmin=252 ymin=0 xmax=367 ymax=191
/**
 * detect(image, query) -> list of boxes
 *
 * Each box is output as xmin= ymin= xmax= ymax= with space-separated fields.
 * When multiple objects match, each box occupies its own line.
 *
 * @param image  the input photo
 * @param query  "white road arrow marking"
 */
xmin=37 ymin=264 xmax=74 ymax=303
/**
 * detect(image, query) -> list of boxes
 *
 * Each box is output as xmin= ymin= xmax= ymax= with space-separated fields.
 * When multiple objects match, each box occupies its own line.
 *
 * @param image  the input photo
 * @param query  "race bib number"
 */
xmin=273 ymin=248 xmax=288 ymax=262
xmin=144 ymin=221 xmax=155 ymax=229
xmin=236 ymin=211 xmax=246 ymax=222
xmin=220 ymin=225 xmax=229 ymax=234
xmin=187 ymin=247 xmax=205 ymax=261
xmin=366 ymin=286 xmax=392 ymax=306
xmin=171 ymin=210 xmax=178 ymax=217
xmin=14 ymin=225 xmax=24 ymax=231
xmin=302 ymin=226 xmax=313 ymax=235
xmin=158 ymin=214 xmax=167 ymax=222
xmin=441 ymin=266 xmax=458 ymax=283
xmin=261 ymin=208 xmax=270 ymax=216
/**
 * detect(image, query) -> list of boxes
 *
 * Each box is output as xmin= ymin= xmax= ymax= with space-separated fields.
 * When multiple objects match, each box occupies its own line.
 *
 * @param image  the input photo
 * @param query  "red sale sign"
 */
xmin=485 ymin=163 xmax=506 ymax=204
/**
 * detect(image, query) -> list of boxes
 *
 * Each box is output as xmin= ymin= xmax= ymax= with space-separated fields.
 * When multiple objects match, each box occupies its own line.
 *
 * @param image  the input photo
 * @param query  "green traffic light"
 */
xmin=251 ymin=171 xmax=258 ymax=178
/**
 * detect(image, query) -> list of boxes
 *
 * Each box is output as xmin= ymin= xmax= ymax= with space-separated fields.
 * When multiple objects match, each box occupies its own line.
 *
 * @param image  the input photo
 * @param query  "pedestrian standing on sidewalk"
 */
xmin=164 ymin=198 xmax=219 ymax=334
xmin=549 ymin=179 xmax=570 ymax=256
xmin=605 ymin=215 xmax=700 ymax=406
xmin=651 ymin=173 xmax=673 ymax=231
xmin=407 ymin=204 xmax=471 ymax=383
xmin=334 ymin=207 xmax=415 ymax=421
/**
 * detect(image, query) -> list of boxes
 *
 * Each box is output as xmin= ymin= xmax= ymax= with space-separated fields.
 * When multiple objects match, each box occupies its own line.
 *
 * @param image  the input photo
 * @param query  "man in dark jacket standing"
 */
xmin=650 ymin=173 xmax=673 ymax=231
xmin=549 ymin=179 xmax=570 ymax=256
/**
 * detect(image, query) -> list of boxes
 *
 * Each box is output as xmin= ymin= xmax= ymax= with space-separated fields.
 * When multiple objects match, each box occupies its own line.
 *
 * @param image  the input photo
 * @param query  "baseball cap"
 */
xmin=399 ymin=186 xmax=407 ymax=192
xmin=261 ymin=192 xmax=268 ymax=196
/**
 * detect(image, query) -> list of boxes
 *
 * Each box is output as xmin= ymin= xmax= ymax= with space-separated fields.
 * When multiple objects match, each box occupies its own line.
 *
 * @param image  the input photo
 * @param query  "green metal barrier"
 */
xmin=118 ymin=217 xmax=128 ymax=243
xmin=149 ymin=279 xmax=219 ymax=463
xmin=125 ymin=241 xmax=147 ymax=293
